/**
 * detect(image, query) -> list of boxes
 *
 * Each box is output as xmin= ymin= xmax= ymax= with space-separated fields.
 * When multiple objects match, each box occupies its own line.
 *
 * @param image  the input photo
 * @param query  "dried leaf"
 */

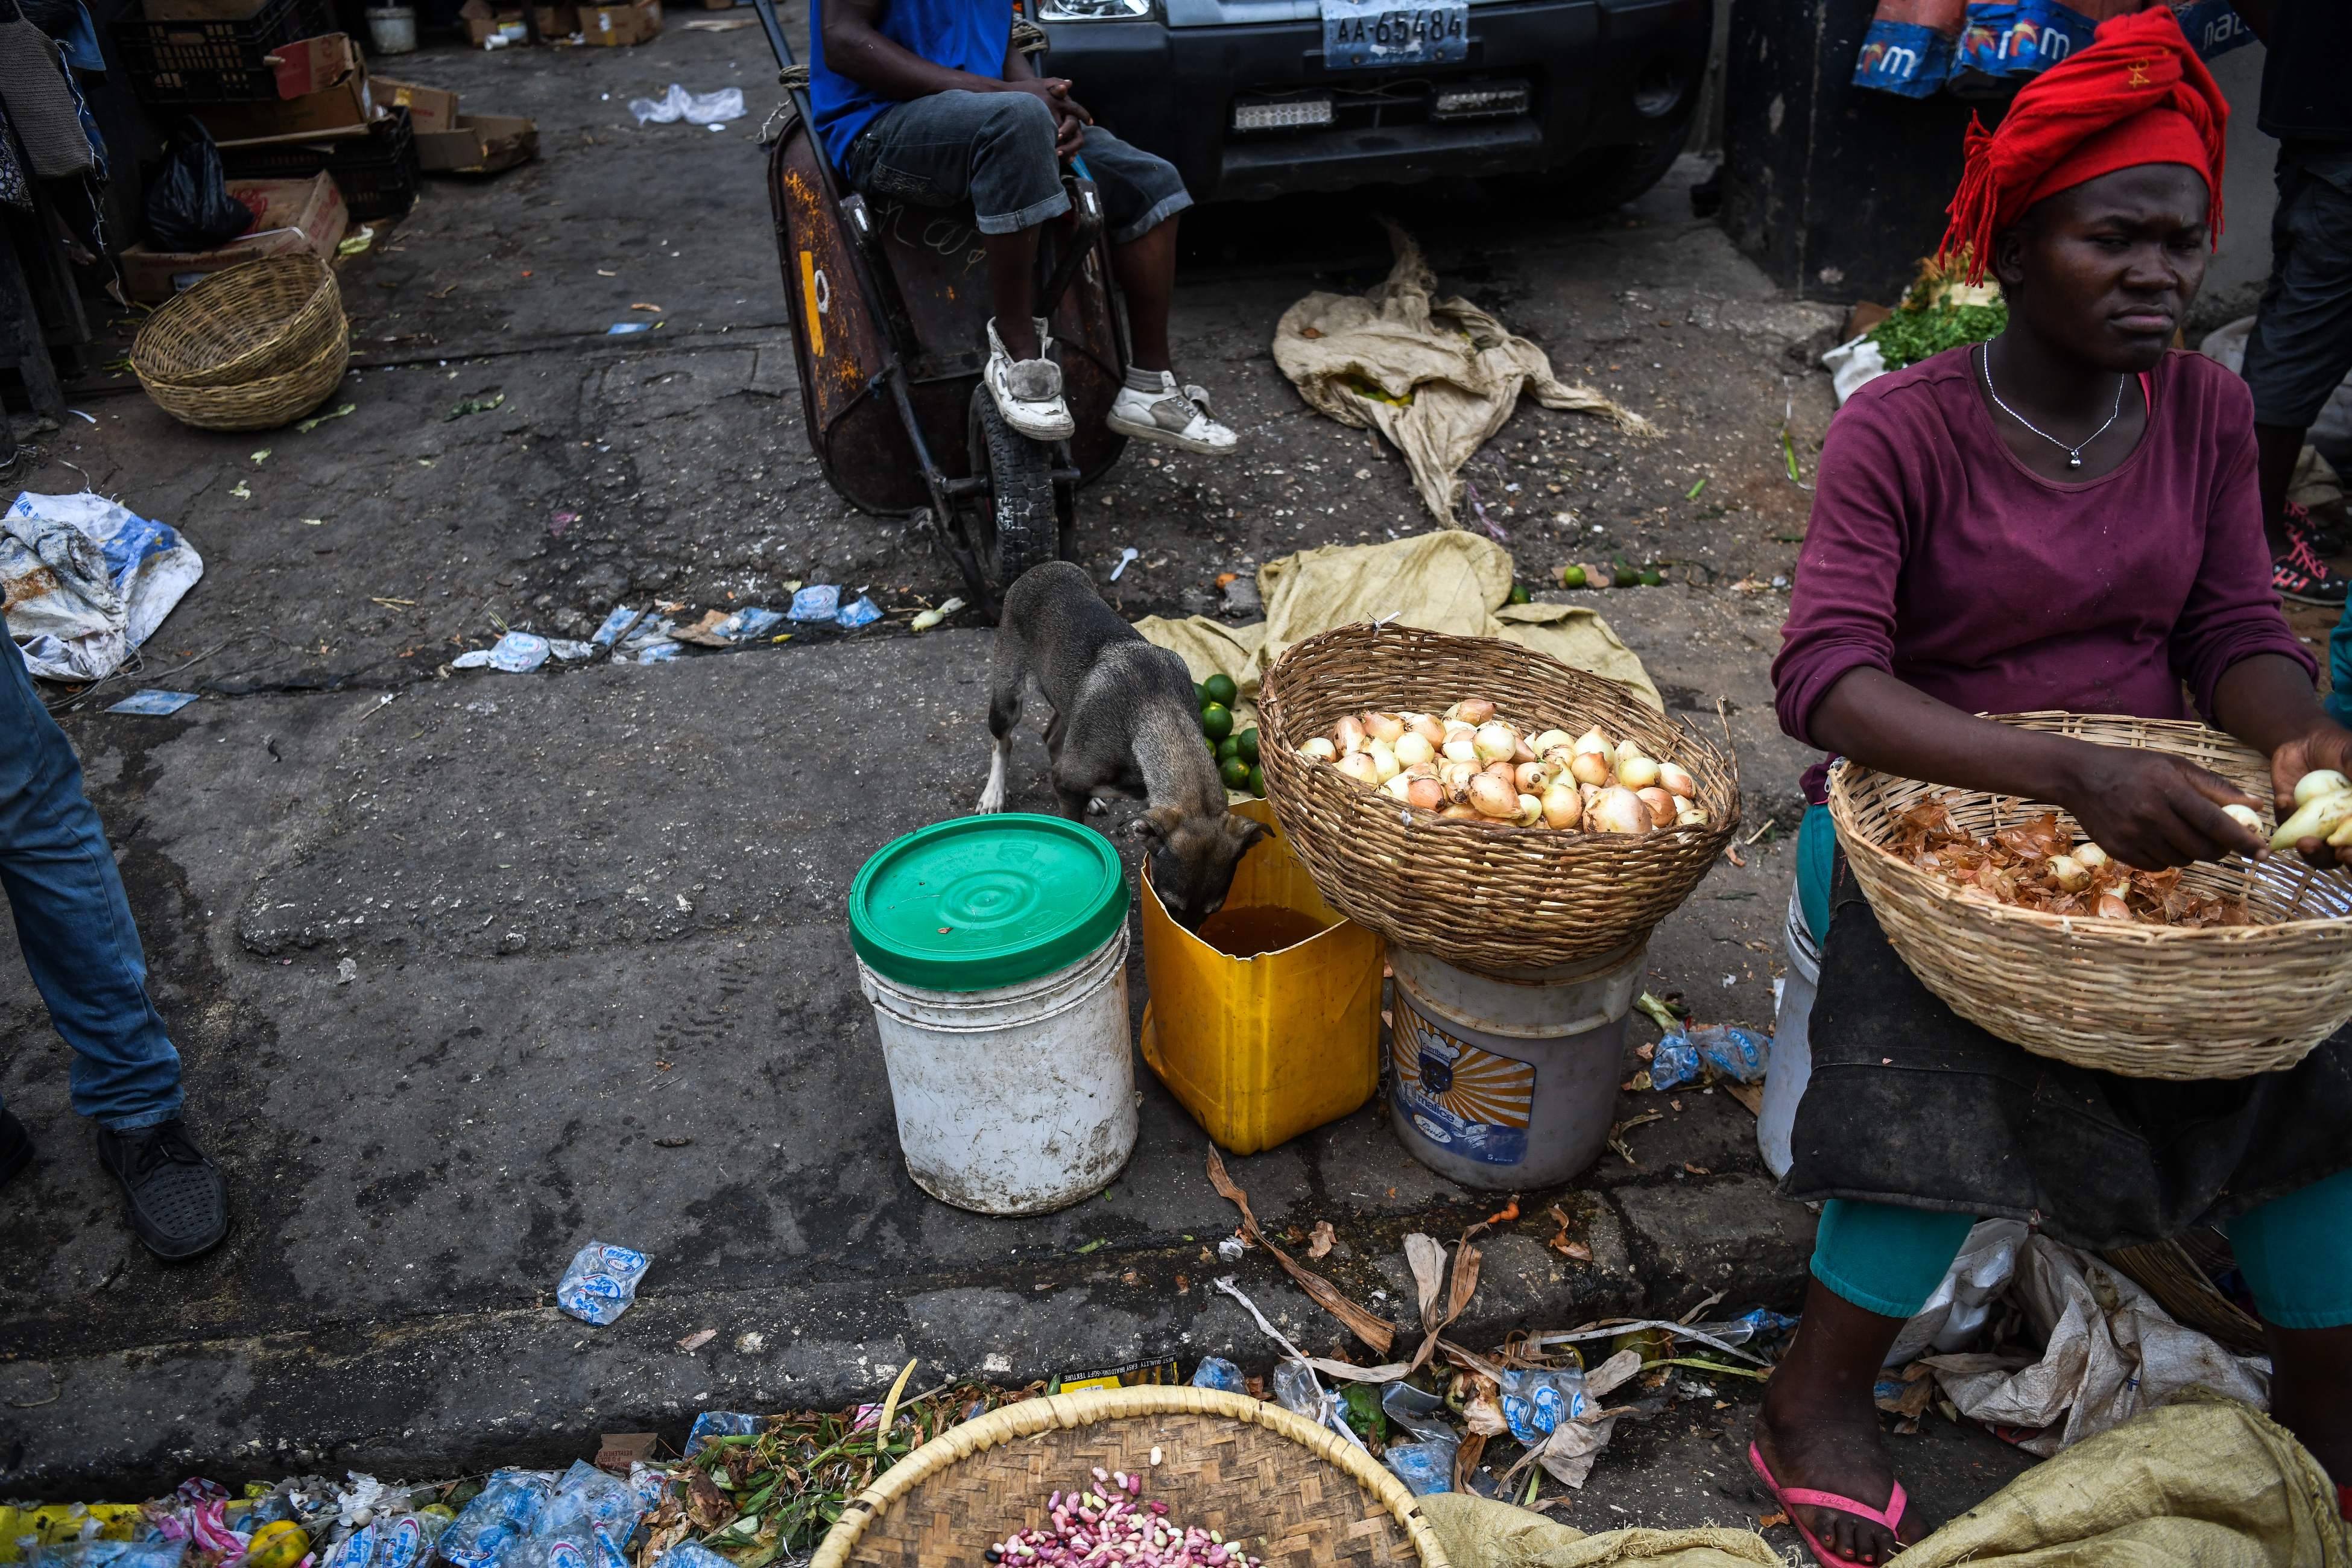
xmin=1453 ymin=1430 xmax=1487 ymax=1493
xmin=1758 ymin=1512 xmax=1789 ymax=1530
xmin=1547 ymin=1205 xmax=1593 ymax=1261
xmin=1307 ymin=1220 xmax=1335 ymax=1260
xmin=1462 ymin=1383 xmax=1507 ymax=1437
xmin=684 ymin=1471 xmax=735 ymax=1532
xmin=1404 ymin=1233 xmax=1446 ymax=1329
xmin=1582 ymin=1348 xmax=1644 ymax=1399
xmin=677 ymin=1327 xmax=718 ymax=1352
xmin=1205 ymin=1146 xmax=1395 ymax=1354
xmin=1875 ymin=1360 xmax=1937 ymax=1420
xmin=1441 ymin=1242 xmax=1482 ymax=1329
xmin=1534 ymin=1413 xmax=1620 ymax=1489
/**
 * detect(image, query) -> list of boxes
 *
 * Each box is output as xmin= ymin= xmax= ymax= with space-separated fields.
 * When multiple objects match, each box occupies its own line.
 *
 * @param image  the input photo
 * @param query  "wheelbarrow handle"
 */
xmin=749 ymin=0 xmax=797 ymax=74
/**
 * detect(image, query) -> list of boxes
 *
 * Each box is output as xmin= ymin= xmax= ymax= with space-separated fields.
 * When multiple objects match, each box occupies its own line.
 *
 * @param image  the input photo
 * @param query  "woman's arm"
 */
xmin=1809 ymin=668 xmax=2266 ymax=869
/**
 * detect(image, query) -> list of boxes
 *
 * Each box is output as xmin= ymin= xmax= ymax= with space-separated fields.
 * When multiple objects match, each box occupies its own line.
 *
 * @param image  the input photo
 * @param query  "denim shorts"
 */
xmin=842 ymin=89 xmax=1191 ymax=245
xmin=2240 ymin=140 xmax=2352 ymax=431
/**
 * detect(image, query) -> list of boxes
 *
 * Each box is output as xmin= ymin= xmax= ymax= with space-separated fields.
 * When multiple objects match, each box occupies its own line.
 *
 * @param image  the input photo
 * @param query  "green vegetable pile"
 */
xmin=1865 ymin=299 xmax=2008 ymax=371
xmin=1195 ymin=672 xmax=1265 ymax=797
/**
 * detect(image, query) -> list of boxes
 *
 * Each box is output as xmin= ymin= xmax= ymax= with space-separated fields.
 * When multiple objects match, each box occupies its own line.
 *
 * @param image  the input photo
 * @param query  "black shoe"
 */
xmin=2273 ymin=523 xmax=2350 ymax=608
xmin=93 ymin=1119 xmax=227 ymax=1260
xmin=0 ymin=1110 xmax=30 ymax=1187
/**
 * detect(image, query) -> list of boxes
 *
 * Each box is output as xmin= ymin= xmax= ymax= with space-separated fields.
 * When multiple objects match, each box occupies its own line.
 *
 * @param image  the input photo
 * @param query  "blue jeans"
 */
xmin=843 ymin=89 xmax=1192 ymax=245
xmin=1 ymin=642 xmax=183 ymax=1130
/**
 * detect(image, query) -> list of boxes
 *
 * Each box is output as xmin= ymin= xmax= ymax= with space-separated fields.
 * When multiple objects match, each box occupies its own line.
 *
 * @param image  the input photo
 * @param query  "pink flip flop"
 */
xmin=1748 ymin=1441 xmax=1908 ymax=1568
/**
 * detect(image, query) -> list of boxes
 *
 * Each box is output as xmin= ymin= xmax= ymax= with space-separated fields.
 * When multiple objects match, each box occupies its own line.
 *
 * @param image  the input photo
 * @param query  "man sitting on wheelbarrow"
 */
xmin=811 ymin=0 xmax=1240 ymax=456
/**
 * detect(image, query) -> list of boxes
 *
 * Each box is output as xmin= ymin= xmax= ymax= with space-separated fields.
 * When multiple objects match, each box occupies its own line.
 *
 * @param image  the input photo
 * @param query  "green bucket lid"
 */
xmin=849 ymin=813 xmax=1130 ymax=992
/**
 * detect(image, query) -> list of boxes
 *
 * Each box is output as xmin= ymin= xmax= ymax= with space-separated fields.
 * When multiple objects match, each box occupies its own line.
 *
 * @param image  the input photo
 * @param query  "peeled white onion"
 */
xmin=1675 ymin=803 xmax=1710 ymax=828
xmin=1617 ymin=754 xmax=1660 ymax=791
xmin=1439 ymin=759 xmax=1478 ymax=797
xmin=2221 ymin=803 xmax=2264 ymax=834
xmin=1369 ymin=741 xmax=1402 ymax=783
xmin=1590 ymin=786 xmax=1651 ymax=835
xmin=1301 ymin=737 xmax=1336 ymax=761
xmin=2076 ymin=843 xmax=2111 ymax=870
xmin=1529 ymin=729 xmax=1572 ymax=757
xmin=1515 ymin=793 xmax=1544 ymax=827
xmin=2295 ymin=770 xmax=2351 ymax=808
xmin=1382 ymin=773 xmax=1414 ymax=802
xmin=2048 ymin=853 xmax=2090 ymax=891
xmin=1570 ymin=750 xmax=1614 ymax=788
xmin=1473 ymin=722 xmax=1519 ymax=763
xmin=1541 ymin=783 xmax=1582 ymax=829
xmin=1657 ymin=761 xmax=1696 ymax=798
xmin=1440 ymin=803 xmax=1482 ymax=821
xmin=1468 ymin=772 xmax=1519 ymax=818
xmin=1335 ymin=752 xmax=1380 ymax=788
xmin=1574 ymin=729 xmax=1610 ymax=756
xmin=1441 ymin=736 xmax=1481 ymax=764
xmin=1614 ymin=738 xmax=1646 ymax=769
xmin=1393 ymin=731 xmax=1436 ymax=768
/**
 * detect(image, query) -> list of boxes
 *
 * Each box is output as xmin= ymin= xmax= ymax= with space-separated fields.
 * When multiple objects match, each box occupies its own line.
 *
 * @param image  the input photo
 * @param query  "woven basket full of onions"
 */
xmin=1257 ymin=622 xmax=1740 ymax=973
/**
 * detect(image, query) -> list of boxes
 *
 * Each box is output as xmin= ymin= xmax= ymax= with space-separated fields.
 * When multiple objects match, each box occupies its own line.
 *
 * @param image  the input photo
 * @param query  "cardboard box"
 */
xmin=534 ymin=4 xmax=579 ymax=34
xmin=194 ymin=34 xmax=372 ymax=141
xmin=578 ymin=0 xmax=659 ymax=45
xmin=414 ymin=113 xmax=537 ymax=174
xmin=371 ymin=76 xmax=457 ymax=135
xmin=457 ymin=0 xmax=528 ymax=44
xmin=119 ymin=174 xmax=348 ymax=303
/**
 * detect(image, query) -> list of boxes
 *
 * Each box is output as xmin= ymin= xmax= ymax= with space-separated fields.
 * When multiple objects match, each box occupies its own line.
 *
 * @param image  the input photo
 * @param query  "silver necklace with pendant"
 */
xmin=1979 ymin=343 xmax=2125 ymax=470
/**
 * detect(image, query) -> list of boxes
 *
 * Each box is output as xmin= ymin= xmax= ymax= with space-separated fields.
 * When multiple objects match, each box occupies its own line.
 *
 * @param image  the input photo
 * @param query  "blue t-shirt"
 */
xmin=808 ymin=0 xmax=1014 ymax=169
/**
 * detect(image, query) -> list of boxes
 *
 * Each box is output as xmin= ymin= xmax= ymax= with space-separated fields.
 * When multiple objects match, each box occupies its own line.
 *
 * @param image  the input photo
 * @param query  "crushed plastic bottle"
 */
xmin=653 ymin=1549 xmax=735 ymax=1568
xmin=28 ymin=1546 xmax=185 ymax=1568
xmin=555 ymin=1242 xmax=652 ymax=1326
xmin=1382 ymin=1441 xmax=1457 ymax=1496
xmin=436 ymin=1471 xmax=557 ymax=1568
xmin=1686 ymin=1307 xmax=1799 ymax=1349
xmin=1187 ymin=1356 xmax=1245 ymax=1393
xmin=1270 ymin=1359 xmax=1324 ymax=1420
xmin=1649 ymin=1025 xmax=1772 ymax=1089
xmin=834 ymin=596 xmax=882 ymax=630
xmin=787 ymin=585 xmax=840 ymax=622
xmin=1497 ymin=1367 xmax=1587 ymax=1446
xmin=681 ymin=1411 xmax=760 ymax=1458
xmin=1379 ymin=1382 xmax=1458 ymax=1445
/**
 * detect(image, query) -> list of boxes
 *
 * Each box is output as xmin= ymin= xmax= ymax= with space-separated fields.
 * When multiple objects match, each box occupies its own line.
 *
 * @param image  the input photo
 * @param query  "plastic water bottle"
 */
xmin=437 ymin=1471 xmax=557 ymax=1568
xmin=555 ymin=1243 xmax=652 ymax=1326
xmin=1187 ymin=1356 xmax=1245 ymax=1393
xmin=1497 ymin=1367 xmax=1587 ymax=1445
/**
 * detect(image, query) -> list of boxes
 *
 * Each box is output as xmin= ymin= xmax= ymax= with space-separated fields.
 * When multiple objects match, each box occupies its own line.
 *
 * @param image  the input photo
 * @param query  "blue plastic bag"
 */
xmin=1651 ymin=1025 xmax=1772 ymax=1089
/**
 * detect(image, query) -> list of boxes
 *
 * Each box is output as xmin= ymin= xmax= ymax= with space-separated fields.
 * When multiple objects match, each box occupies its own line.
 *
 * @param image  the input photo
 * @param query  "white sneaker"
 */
xmin=1107 ymin=370 xmax=1239 ymax=456
xmin=984 ymin=316 xmax=1075 ymax=441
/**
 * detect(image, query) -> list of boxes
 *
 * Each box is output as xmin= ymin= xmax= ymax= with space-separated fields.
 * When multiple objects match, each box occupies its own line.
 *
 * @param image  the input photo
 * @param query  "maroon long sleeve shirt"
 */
xmin=1773 ymin=344 xmax=2312 ymax=794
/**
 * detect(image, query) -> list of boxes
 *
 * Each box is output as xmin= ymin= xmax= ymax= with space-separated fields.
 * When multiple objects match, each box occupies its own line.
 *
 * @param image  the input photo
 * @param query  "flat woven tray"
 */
xmin=812 ymin=1387 xmax=1447 ymax=1568
xmin=1828 ymin=711 xmax=2352 ymax=1079
xmin=1256 ymin=621 xmax=1739 ymax=973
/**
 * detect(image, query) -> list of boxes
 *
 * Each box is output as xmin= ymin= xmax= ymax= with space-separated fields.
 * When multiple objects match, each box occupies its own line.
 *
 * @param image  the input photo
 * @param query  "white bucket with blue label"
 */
xmin=1385 ymin=940 xmax=1647 ymax=1190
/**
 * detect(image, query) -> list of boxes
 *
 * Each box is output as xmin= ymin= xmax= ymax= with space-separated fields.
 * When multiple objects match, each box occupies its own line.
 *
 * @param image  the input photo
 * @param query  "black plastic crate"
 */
xmin=221 ymin=106 xmax=419 ymax=221
xmin=113 ymin=0 xmax=338 ymax=104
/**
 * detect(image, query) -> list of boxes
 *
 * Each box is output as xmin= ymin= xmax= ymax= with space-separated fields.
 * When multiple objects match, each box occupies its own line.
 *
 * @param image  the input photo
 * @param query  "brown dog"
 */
xmin=976 ymin=562 xmax=1266 ymax=927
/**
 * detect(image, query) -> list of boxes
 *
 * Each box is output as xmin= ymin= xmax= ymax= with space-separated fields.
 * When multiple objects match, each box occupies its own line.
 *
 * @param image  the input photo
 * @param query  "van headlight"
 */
xmin=1034 ymin=0 xmax=1155 ymax=18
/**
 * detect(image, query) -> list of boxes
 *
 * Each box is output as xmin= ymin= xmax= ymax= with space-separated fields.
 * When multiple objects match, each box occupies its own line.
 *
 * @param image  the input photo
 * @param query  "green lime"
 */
xmin=1639 ymin=567 xmax=1664 ymax=587
xmin=1560 ymin=564 xmax=1588 ymax=589
xmin=1235 ymin=727 xmax=1260 ymax=763
xmin=1204 ymin=672 xmax=1238 ymax=708
xmin=1613 ymin=565 xmax=1639 ymax=588
xmin=1220 ymin=756 xmax=1251 ymax=789
xmin=1248 ymin=765 xmax=1266 ymax=797
xmin=1508 ymin=584 xmax=1531 ymax=604
xmin=1201 ymin=703 xmax=1233 ymax=741
xmin=1217 ymin=736 xmax=1241 ymax=762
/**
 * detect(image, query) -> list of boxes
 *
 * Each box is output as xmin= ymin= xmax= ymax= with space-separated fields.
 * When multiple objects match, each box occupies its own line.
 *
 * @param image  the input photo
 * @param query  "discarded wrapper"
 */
xmin=107 ymin=691 xmax=198 ymax=715
xmin=555 ymin=1241 xmax=652 ymax=1325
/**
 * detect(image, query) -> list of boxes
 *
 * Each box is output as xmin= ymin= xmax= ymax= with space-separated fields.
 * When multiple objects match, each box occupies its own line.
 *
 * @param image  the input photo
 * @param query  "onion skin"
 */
xmin=1541 ymin=783 xmax=1582 ymax=828
xmin=1364 ymin=711 xmax=1406 ymax=744
xmin=1570 ymin=750 xmax=1614 ymax=788
xmin=1657 ymin=761 xmax=1696 ymax=798
xmin=1511 ymin=735 xmax=1537 ymax=765
xmin=1616 ymin=754 xmax=1660 ymax=791
xmin=1590 ymin=786 xmax=1650 ymax=835
xmin=1335 ymin=715 xmax=1367 ymax=756
xmin=1335 ymin=752 xmax=1380 ymax=788
xmin=1440 ymin=803 xmax=1482 ymax=821
xmin=1439 ymin=759 xmax=1478 ymax=797
xmin=1406 ymin=777 xmax=1447 ymax=812
xmin=1468 ymin=773 xmax=1519 ymax=818
xmin=1636 ymin=786 xmax=1675 ymax=827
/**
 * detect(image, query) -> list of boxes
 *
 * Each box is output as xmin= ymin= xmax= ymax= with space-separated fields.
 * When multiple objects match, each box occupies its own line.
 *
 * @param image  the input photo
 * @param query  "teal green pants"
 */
xmin=1815 ymin=1172 xmax=2352 ymax=1328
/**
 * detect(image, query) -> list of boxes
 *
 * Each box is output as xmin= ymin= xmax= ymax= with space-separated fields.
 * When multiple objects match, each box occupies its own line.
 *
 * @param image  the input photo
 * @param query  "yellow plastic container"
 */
xmin=1139 ymin=798 xmax=1385 ymax=1154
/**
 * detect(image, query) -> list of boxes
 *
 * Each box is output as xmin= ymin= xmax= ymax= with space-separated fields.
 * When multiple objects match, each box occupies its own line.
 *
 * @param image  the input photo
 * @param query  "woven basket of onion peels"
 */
xmin=1828 ymin=712 xmax=2352 ymax=1080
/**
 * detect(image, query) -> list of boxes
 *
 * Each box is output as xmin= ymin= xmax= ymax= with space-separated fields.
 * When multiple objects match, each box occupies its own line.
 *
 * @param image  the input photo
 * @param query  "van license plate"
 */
xmin=1320 ymin=0 xmax=1468 ymax=68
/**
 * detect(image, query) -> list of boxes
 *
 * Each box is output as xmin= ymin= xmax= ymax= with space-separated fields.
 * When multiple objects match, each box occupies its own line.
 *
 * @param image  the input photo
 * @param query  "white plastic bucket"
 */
xmin=857 ymin=925 xmax=1135 ymax=1216
xmin=1386 ymin=941 xmax=1648 ymax=1190
xmin=1757 ymin=882 xmax=1821 ymax=1179
xmin=364 ymin=6 xmax=417 ymax=52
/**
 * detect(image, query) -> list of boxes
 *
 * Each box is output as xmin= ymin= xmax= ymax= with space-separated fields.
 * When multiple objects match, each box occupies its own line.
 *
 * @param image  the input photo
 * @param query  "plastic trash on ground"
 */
xmin=452 ymin=632 xmax=550 ymax=674
xmin=1383 ymin=1441 xmax=1456 ymax=1496
xmin=681 ymin=1411 xmax=761 ymax=1458
xmin=2 ymin=492 xmax=204 ymax=683
xmin=106 ymin=690 xmax=198 ymax=715
xmin=1888 ymin=1219 xmax=2029 ymax=1366
xmin=786 ymin=585 xmax=839 ymax=622
xmin=625 ymin=84 xmax=746 ymax=126
xmin=1649 ymin=1025 xmax=1771 ymax=1089
xmin=438 ymin=1471 xmax=558 ymax=1568
xmin=1496 ymin=1368 xmax=1587 ymax=1446
xmin=555 ymin=1242 xmax=651 ymax=1325
xmin=1187 ymin=1356 xmax=1245 ymax=1393
xmin=27 ymin=1544 xmax=185 ymax=1568
xmin=835 ymin=596 xmax=882 ymax=630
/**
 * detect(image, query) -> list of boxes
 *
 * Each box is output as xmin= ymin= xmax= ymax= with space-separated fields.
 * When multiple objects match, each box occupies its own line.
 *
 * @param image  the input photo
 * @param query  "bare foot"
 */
xmin=1751 ymin=1401 xmax=1915 ymax=1566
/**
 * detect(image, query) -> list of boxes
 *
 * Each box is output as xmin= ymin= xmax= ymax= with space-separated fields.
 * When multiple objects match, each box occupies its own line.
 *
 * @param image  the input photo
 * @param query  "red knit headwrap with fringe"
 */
xmin=1938 ymin=7 xmax=2226 ymax=284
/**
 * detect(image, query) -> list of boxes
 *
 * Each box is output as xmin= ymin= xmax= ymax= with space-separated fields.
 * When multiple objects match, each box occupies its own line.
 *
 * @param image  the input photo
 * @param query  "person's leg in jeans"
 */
xmin=2242 ymin=142 xmax=2352 ymax=606
xmin=0 ymin=641 xmax=227 ymax=1257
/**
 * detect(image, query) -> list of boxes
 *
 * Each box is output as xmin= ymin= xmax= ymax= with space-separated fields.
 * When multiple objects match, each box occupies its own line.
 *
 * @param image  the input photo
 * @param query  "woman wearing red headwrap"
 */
xmin=1764 ymin=10 xmax=2352 ymax=1564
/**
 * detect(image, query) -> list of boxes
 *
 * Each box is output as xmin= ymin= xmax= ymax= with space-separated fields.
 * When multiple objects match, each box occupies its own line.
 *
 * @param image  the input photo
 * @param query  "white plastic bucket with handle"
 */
xmin=857 ymin=926 xmax=1134 ymax=1216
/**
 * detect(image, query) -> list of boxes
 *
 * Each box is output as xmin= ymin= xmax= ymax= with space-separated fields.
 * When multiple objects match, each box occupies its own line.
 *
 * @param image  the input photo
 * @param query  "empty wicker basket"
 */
xmin=812 ymin=1386 xmax=1446 ymax=1568
xmin=1829 ymin=711 xmax=2352 ymax=1080
xmin=133 ymin=255 xmax=350 ymax=431
xmin=1256 ymin=621 xmax=1740 ymax=974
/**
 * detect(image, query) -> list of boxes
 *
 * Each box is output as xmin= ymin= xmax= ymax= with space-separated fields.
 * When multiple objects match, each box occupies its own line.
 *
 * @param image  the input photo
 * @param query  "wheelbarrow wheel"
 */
xmin=967 ymin=386 xmax=1055 ymax=594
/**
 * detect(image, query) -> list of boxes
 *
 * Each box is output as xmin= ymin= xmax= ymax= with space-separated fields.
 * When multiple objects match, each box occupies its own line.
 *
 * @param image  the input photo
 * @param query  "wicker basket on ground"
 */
xmin=137 ymin=331 xmax=350 ymax=432
xmin=1827 ymin=711 xmax=2352 ymax=1080
xmin=2105 ymin=1231 xmax=2266 ymax=1356
xmin=1256 ymin=622 xmax=1740 ymax=974
xmin=132 ymin=254 xmax=345 ymax=388
xmin=812 ymin=1386 xmax=1447 ymax=1568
